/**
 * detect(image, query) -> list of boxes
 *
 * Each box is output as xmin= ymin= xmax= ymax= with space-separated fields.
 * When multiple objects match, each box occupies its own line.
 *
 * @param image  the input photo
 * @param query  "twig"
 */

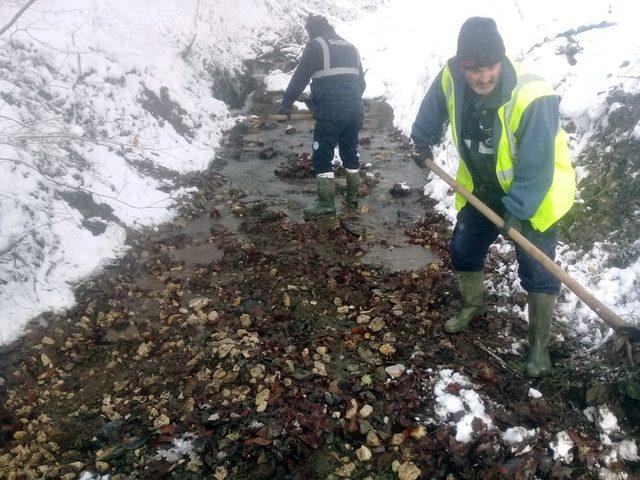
xmin=0 ymin=157 xmax=172 ymax=210
xmin=625 ymin=338 xmax=636 ymax=367
xmin=180 ymin=0 xmax=201 ymax=60
xmin=473 ymin=340 xmax=517 ymax=374
xmin=0 ymin=0 xmax=38 ymax=37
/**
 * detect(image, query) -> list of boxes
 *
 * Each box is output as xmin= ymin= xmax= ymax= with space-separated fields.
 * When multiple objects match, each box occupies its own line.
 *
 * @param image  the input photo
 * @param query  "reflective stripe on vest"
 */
xmin=442 ymin=64 xmax=473 ymax=211
xmin=441 ymin=60 xmax=575 ymax=231
xmin=310 ymin=37 xmax=360 ymax=79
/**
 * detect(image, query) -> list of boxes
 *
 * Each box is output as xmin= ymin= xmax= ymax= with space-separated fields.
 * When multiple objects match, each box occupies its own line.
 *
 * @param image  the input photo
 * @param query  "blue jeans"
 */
xmin=450 ymin=204 xmax=560 ymax=294
xmin=312 ymin=116 xmax=362 ymax=174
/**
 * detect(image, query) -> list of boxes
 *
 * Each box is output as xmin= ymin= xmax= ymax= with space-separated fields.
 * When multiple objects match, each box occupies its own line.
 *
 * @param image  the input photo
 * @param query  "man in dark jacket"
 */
xmin=277 ymin=14 xmax=366 ymax=217
xmin=411 ymin=17 xmax=575 ymax=377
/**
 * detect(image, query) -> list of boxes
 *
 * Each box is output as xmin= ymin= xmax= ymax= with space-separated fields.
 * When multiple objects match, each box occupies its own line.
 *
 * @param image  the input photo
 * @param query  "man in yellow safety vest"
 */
xmin=411 ymin=17 xmax=575 ymax=377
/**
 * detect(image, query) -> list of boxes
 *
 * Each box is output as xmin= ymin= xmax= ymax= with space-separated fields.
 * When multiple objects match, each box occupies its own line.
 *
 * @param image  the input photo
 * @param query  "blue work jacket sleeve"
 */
xmin=282 ymin=41 xmax=322 ymax=107
xmin=410 ymin=69 xmax=449 ymax=147
xmin=502 ymin=95 xmax=559 ymax=220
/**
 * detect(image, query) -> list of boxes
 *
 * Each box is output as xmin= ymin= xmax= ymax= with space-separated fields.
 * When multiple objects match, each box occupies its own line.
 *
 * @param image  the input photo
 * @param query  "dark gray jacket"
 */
xmin=282 ymin=29 xmax=366 ymax=121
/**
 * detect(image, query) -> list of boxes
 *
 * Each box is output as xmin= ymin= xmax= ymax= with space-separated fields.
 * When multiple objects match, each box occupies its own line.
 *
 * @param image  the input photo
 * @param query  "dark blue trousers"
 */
xmin=312 ymin=116 xmax=363 ymax=174
xmin=450 ymin=204 xmax=560 ymax=294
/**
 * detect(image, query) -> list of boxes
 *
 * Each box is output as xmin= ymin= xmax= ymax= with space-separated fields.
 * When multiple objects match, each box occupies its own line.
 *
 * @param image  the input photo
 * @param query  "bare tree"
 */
xmin=0 ymin=0 xmax=38 ymax=36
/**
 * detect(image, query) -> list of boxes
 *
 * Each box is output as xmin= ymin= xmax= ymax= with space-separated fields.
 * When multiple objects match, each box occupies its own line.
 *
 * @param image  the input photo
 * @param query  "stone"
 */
xmin=255 ymin=388 xmax=270 ymax=412
xmin=366 ymin=431 xmax=381 ymax=448
xmin=369 ymin=317 xmax=385 ymax=332
xmin=385 ymin=364 xmax=405 ymax=379
xmin=379 ymin=344 xmax=396 ymax=356
xmin=345 ymin=399 xmax=358 ymax=420
xmin=374 ymin=366 xmax=388 ymax=381
xmin=68 ymin=462 xmax=85 ymax=471
xmin=189 ymin=298 xmax=210 ymax=310
xmin=397 ymin=461 xmax=421 ymax=480
xmin=239 ymin=314 xmax=252 ymax=327
xmin=335 ymin=462 xmax=356 ymax=477
xmin=356 ymin=445 xmax=372 ymax=461
xmin=358 ymin=420 xmax=373 ymax=434
xmin=137 ymin=343 xmax=151 ymax=357
xmin=153 ymin=414 xmax=170 ymax=429
xmin=214 ymin=466 xmax=228 ymax=480
xmin=40 ymin=353 xmax=52 ymax=367
xmin=408 ymin=425 xmax=426 ymax=439
xmin=359 ymin=404 xmax=373 ymax=418
xmin=313 ymin=361 xmax=328 ymax=376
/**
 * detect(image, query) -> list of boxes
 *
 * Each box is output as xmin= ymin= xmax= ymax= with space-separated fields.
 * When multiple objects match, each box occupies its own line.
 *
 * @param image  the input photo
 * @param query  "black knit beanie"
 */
xmin=306 ymin=14 xmax=333 ymax=38
xmin=457 ymin=17 xmax=505 ymax=69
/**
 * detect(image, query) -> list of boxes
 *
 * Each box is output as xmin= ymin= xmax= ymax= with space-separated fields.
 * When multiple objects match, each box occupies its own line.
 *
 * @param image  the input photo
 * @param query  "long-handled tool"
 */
xmin=268 ymin=113 xmax=315 ymax=121
xmin=268 ymin=111 xmax=379 ymax=122
xmin=425 ymin=157 xmax=640 ymax=338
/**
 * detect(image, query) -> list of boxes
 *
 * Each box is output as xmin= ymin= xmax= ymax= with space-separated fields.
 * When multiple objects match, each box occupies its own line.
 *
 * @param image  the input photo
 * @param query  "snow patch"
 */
xmin=528 ymin=388 xmax=543 ymax=398
xmin=502 ymin=426 xmax=536 ymax=445
xmin=597 ymin=406 xmax=620 ymax=435
xmin=550 ymin=430 xmax=575 ymax=463
xmin=433 ymin=369 xmax=493 ymax=443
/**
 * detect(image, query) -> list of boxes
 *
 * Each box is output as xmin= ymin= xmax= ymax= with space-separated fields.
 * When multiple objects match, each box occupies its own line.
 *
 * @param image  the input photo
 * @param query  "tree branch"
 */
xmin=0 ymin=0 xmax=38 ymax=37
xmin=0 ymin=157 xmax=173 ymax=210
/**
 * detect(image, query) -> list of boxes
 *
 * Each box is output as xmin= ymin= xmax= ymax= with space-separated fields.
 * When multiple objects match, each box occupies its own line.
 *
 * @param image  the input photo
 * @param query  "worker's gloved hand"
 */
xmin=502 ymin=212 xmax=523 ymax=237
xmin=410 ymin=144 xmax=433 ymax=169
xmin=276 ymin=103 xmax=292 ymax=120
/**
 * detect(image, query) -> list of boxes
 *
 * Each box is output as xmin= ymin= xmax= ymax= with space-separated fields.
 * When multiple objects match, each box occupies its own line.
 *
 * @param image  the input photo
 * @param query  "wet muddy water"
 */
xmin=213 ymin=101 xmax=437 ymax=273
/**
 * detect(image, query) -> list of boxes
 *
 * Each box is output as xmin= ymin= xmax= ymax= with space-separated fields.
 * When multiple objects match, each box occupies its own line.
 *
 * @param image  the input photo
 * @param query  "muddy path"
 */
xmin=1 ymin=90 xmax=639 ymax=478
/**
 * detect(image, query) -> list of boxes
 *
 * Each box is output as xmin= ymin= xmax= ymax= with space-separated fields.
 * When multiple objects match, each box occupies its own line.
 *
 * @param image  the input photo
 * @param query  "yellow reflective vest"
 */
xmin=441 ymin=59 xmax=575 ymax=232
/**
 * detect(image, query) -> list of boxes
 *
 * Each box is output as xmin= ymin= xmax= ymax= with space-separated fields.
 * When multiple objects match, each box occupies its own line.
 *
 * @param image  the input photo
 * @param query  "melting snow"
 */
xmin=433 ymin=369 xmax=493 ymax=443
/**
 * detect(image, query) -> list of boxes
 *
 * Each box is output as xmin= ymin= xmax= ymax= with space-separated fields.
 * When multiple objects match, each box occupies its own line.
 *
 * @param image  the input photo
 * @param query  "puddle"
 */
xmin=214 ymin=98 xmax=438 ymax=263
xmin=361 ymin=243 xmax=435 ymax=273
xmin=135 ymin=276 xmax=165 ymax=292
xmin=170 ymin=243 xmax=224 ymax=266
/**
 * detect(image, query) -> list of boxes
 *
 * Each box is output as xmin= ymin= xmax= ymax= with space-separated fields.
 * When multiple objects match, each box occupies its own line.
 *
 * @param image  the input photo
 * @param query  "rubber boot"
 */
xmin=444 ymin=271 xmax=487 ymax=333
xmin=304 ymin=176 xmax=336 ymax=218
xmin=526 ymin=292 xmax=554 ymax=377
xmin=345 ymin=171 xmax=359 ymax=210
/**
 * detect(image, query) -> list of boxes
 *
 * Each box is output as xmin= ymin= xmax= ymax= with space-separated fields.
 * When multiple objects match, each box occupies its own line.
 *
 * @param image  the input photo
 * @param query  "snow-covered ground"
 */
xmin=0 ymin=0 xmax=379 ymax=342
xmin=1 ymin=0 xmax=639 ymax=349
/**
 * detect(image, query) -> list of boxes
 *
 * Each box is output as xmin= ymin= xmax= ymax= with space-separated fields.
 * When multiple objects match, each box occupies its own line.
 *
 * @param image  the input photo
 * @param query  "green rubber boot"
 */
xmin=345 ymin=171 xmax=359 ymax=209
xmin=304 ymin=176 xmax=336 ymax=218
xmin=526 ymin=292 xmax=555 ymax=377
xmin=444 ymin=271 xmax=487 ymax=333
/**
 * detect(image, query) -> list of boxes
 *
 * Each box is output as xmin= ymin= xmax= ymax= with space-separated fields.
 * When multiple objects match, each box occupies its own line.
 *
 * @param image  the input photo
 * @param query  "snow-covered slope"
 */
xmin=0 ymin=0 xmax=380 ymax=343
